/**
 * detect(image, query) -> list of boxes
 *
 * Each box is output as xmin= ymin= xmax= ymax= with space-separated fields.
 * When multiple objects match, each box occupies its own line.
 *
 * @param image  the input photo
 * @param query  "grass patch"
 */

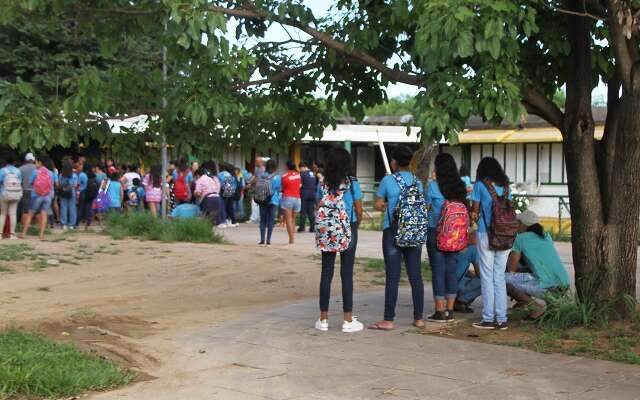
xmin=0 ymin=328 xmax=135 ymax=398
xmin=103 ymin=212 xmax=224 ymax=244
xmin=0 ymin=243 xmax=34 ymax=262
xmin=358 ymin=257 xmax=432 ymax=283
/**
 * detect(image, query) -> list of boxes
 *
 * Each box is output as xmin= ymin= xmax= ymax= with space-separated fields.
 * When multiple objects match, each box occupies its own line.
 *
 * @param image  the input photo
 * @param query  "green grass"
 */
xmin=0 ymin=243 xmax=34 ymax=262
xmin=0 ymin=328 xmax=135 ymax=398
xmin=103 ymin=212 xmax=224 ymax=244
xmin=358 ymin=257 xmax=432 ymax=283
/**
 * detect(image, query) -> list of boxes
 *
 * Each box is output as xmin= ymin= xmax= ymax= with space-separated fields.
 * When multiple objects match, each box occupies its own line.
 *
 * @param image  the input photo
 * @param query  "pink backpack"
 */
xmin=436 ymin=201 xmax=470 ymax=252
xmin=33 ymin=168 xmax=53 ymax=197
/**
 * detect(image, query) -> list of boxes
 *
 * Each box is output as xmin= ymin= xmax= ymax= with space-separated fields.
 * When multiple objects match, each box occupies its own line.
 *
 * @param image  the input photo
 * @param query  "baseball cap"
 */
xmin=25 ymin=153 xmax=35 ymax=162
xmin=516 ymin=210 xmax=540 ymax=227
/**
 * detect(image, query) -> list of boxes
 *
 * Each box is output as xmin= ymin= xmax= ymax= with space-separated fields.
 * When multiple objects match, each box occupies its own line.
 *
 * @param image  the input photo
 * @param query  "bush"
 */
xmin=103 ymin=212 xmax=224 ymax=243
xmin=0 ymin=328 xmax=135 ymax=398
xmin=538 ymin=290 xmax=637 ymax=330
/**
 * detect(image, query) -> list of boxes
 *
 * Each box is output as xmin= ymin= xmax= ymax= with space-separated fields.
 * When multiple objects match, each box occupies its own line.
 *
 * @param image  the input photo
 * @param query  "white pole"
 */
xmin=160 ymin=29 xmax=169 ymax=219
xmin=377 ymin=130 xmax=391 ymax=175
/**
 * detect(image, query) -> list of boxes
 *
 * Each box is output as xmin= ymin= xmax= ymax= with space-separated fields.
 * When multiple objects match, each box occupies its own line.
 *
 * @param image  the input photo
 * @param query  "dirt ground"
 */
xmin=0 ymin=232 xmax=383 ymax=378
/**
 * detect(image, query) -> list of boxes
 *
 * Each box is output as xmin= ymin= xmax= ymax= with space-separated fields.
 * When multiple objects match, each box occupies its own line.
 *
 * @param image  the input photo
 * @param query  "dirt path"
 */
xmin=0 ymin=231 xmax=381 ymax=375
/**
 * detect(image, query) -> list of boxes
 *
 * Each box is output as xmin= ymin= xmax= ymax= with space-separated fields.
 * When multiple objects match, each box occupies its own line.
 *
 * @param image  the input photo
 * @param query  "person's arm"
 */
xmin=471 ymin=261 xmax=480 ymax=278
xmin=374 ymin=177 xmax=387 ymax=211
xmin=354 ymin=200 xmax=363 ymax=225
xmin=120 ymin=185 xmax=124 ymax=206
xmin=507 ymin=251 xmax=521 ymax=272
xmin=471 ymin=201 xmax=480 ymax=223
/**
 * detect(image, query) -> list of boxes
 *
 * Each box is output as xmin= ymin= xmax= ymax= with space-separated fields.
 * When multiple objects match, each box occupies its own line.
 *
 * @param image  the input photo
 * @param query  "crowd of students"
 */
xmin=312 ymin=146 xmax=570 ymax=333
xmin=0 ymin=153 xmax=251 ymax=241
xmin=0 ymin=147 xmax=570 ymax=333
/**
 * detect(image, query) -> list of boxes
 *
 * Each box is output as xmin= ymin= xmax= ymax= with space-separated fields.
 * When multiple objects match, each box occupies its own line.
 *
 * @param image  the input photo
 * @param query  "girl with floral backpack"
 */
xmin=314 ymin=148 xmax=363 ymax=333
xmin=425 ymin=153 xmax=470 ymax=323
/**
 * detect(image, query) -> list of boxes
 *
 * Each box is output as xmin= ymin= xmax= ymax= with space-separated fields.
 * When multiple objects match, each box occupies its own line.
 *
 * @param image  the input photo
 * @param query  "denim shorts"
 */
xmin=505 ymin=272 xmax=547 ymax=299
xmin=30 ymin=195 xmax=52 ymax=213
xmin=280 ymin=196 xmax=301 ymax=212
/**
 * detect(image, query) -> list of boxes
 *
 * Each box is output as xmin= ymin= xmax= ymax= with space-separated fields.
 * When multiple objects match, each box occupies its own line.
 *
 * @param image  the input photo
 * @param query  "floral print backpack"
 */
xmin=315 ymin=182 xmax=352 ymax=252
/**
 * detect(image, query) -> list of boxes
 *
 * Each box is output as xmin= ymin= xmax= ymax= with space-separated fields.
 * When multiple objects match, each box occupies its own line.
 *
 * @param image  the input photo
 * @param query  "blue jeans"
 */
xmin=457 ymin=276 xmax=482 ymax=304
xmin=426 ymin=228 xmax=459 ymax=300
xmin=319 ymin=227 xmax=358 ymax=313
xmin=382 ymin=229 xmax=424 ymax=321
xmin=59 ymin=196 xmax=77 ymax=227
xmin=259 ymin=204 xmax=276 ymax=244
xmin=505 ymin=272 xmax=547 ymax=299
xmin=234 ymin=196 xmax=245 ymax=220
xmin=477 ymin=232 xmax=509 ymax=323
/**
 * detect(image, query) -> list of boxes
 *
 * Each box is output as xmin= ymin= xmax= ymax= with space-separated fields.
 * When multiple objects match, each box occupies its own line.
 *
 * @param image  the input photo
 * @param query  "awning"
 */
xmin=457 ymin=130 xmax=515 ymax=144
xmin=458 ymin=126 xmax=605 ymax=144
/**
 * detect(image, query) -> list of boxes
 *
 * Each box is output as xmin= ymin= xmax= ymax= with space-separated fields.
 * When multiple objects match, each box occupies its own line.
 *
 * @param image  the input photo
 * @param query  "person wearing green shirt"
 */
xmin=506 ymin=210 xmax=570 ymax=319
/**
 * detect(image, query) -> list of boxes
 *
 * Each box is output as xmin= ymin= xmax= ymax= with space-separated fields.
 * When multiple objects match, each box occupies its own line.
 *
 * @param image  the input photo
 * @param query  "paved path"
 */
xmin=90 ymin=224 xmax=640 ymax=400
xmin=94 ymin=291 xmax=640 ymax=400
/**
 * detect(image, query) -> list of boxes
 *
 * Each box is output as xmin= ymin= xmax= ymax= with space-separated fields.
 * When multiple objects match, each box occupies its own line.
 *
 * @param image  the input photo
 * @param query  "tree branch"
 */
xmin=236 ymin=61 xmax=323 ymax=89
xmin=520 ymin=85 xmax=565 ymax=129
xmin=543 ymin=2 xmax=605 ymax=21
xmin=83 ymin=7 xmax=160 ymax=17
xmin=607 ymin=0 xmax=637 ymax=91
xmin=207 ymin=5 xmax=423 ymax=86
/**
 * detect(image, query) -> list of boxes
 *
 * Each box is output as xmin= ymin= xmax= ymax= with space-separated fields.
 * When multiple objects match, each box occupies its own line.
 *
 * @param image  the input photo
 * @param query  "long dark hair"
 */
xmin=527 ymin=223 xmax=546 ymax=238
xmin=324 ymin=148 xmax=353 ymax=191
xmin=83 ymin=163 xmax=95 ymax=179
xmin=476 ymin=157 xmax=509 ymax=188
xmin=435 ymin=153 xmax=467 ymax=203
xmin=266 ymin=159 xmax=278 ymax=174
xmin=61 ymin=159 xmax=74 ymax=179
xmin=150 ymin=165 xmax=162 ymax=187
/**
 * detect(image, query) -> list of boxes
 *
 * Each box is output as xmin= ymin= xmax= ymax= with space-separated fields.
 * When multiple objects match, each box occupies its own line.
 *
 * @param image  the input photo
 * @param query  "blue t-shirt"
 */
xmin=171 ymin=203 xmax=200 ymax=219
xmin=77 ymin=172 xmax=88 ymax=192
xmin=270 ymin=174 xmax=282 ymax=207
xmin=426 ymin=181 xmax=444 ymax=228
xmin=316 ymin=179 xmax=363 ymax=223
xmin=456 ymin=245 xmax=478 ymax=288
xmin=0 ymin=165 xmax=22 ymax=193
xmin=107 ymin=181 xmax=123 ymax=208
xmin=471 ymin=181 xmax=511 ymax=233
xmin=29 ymin=168 xmax=57 ymax=198
xmin=377 ymin=172 xmax=424 ymax=230
xmin=96 ymin=172 xmax=106 ymax=186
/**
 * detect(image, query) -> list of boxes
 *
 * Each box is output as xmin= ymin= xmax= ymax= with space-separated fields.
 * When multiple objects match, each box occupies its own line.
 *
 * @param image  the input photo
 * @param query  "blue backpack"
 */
xmin=391 ymin=173 xmax=428 ymax=247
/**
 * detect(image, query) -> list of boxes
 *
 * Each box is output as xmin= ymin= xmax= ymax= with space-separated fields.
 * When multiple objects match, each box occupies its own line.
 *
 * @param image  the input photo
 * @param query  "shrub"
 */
xmin=103 ymin=212 xmax=224 ymax=243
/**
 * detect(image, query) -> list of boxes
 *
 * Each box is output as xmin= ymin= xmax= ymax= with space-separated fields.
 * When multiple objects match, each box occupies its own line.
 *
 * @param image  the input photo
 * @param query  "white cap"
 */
xmin=25 ymin=153 xmax=35 ymax=162
xmin=516 ymin=210 xmax=540 ymax=227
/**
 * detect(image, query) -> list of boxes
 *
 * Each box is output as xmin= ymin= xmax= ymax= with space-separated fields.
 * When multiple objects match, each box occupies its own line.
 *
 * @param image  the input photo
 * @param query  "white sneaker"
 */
xmin=231 ymin=223 xmax=239 ymax=228
xmin=342 ymin=317 xmax=364 ymax=333
xmin=315 ymin=319 xmax=329 ymax=331
xmin=217 ymin=223 xmax=228 ymax=229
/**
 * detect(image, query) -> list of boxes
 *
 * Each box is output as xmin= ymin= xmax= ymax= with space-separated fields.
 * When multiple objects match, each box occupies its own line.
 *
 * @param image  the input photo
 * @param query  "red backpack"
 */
xmin=483 ymin=179 xmax=518 ymax=250
xmin=33 ymin=168 xmax=53 ymax=197
xmin=436 ymin=201 xmax=470 ymax=252
xmin=173 ymin=172 xmax=190 ymax=202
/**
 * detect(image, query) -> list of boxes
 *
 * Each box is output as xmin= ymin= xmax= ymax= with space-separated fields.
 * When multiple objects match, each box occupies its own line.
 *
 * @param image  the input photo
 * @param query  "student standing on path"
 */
xmin=20 ymin=155 xmax=55 ymax=240
xmin=144 ymin=165 xmax=163 ymax=217
xmin=0 ymin=153 xmax=23 ymax=239
xmin=298 ymin=161 xmax=318 ymax=233
xmin=280 ymin=161 xmax=301 ymax=244
xmin=58 ymin=160 xmax=78 ymax=231
xmin=257 ymin=159 xmax=281 ymax=246
xmin=369 ymin=146 xmax=426 ymax=331
xmin=18 ymin=153 xmax=36 ymax=224
xmin=107 ymin=172 xmax=124 ymax=213
xmin=471 ymin=157 xmax=513 ymax=330
xmin=315 ymin=149 xmax=364 ymax=333
xmin=218 ymin=163 xmax=239 ymax=228
xmin=425 ymin=153 xmax=469 ymax=323
xmin=76 ymin=161 xmax=88 ymax=226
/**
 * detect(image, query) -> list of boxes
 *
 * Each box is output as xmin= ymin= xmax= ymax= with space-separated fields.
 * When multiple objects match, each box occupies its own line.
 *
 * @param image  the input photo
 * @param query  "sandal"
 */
xmin=413 ymin=320 xmax=426 ymax=328
xmin=368 ymin=321 xmax=394 ymax=331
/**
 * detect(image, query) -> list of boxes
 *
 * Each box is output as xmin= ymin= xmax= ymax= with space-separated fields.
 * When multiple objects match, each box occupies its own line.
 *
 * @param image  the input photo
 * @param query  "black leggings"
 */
xmin=223 ymin=197 xmax=236 ymax=224
xmin=319 ymin=227 xmax=358 ymax=313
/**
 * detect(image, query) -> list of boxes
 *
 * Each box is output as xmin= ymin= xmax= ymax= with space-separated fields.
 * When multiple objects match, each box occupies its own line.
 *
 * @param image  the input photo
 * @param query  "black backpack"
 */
xmin=85 ymin=178 xmax=99 ymax=201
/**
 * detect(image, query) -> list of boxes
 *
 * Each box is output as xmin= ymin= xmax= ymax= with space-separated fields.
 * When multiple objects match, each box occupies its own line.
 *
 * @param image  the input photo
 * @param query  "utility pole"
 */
xmin=160 ymin=29 xmax=169 ymax=218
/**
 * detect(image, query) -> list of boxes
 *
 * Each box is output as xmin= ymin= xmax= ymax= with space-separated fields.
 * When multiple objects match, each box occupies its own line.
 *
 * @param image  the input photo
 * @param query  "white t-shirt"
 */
xmin=123 ymin=172 xmax=141 ymax=190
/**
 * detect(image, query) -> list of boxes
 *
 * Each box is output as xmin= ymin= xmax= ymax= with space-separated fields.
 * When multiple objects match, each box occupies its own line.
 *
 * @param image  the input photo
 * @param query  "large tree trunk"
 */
xmin=563 ymin=7 xmax=639 ymax=313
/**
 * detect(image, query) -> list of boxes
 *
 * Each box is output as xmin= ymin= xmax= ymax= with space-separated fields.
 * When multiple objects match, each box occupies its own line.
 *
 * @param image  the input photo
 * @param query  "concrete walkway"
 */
xmin=94 ymin=291 xmax=640 ymax=399
xmin=90 ymin=224 xmax=640 ymax=400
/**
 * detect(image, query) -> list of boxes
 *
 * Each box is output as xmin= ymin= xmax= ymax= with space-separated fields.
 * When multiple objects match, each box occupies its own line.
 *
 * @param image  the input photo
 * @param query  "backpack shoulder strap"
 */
xmin=482 ymin=179 xmax=500 ymax=201
xmin=393 ymin=172 xmax=407 ymax=191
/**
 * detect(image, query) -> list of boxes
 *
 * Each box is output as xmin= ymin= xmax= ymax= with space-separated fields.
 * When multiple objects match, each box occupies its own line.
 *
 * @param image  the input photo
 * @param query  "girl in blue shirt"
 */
xmin=257 ymin=159 xmax=281 ymax=246
xmin=426 ymin=153 xmax=469 ymax=323
xmin=470 ymin=157 xmax=511 ymax=330
xmin=58 ymin=160 xmax=78 ymax=230
xmin=370 ymin=146 xmax=425 ymax=331
xmin=315 ymin=148 xmax=363 ymax=333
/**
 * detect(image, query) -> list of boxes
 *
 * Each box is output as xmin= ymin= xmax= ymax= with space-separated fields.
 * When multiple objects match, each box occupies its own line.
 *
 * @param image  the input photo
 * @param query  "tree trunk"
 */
xmin=563 ymin=6 xmax=639 ymax=313
xmin=414 ymin=140 xmax=438 ymax=183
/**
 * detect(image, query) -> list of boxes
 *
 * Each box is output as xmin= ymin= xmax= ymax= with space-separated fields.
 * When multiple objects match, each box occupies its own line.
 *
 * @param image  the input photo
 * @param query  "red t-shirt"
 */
xmin=281 ymin=171 xmax=301 ymax=199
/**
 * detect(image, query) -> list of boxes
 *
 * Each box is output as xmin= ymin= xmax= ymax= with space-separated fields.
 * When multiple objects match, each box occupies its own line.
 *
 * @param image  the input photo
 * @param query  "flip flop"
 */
xmin=413 ymin=320 xmax=426 ymax=328
xmin=368 ymin=322 xmax=394 ymax=331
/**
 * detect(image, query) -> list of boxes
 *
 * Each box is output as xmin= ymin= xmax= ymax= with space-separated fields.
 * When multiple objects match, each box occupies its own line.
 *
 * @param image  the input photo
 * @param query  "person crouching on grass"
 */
xmin=506 ymin=210 xmax=570 ymax=320
xmin=315 ymin=148 xmax=364 ymax=333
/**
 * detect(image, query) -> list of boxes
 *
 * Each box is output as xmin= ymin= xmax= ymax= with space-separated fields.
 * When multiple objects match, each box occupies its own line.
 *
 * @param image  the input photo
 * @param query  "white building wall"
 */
xmin=356 ymin=146 xmax=376 ymax=201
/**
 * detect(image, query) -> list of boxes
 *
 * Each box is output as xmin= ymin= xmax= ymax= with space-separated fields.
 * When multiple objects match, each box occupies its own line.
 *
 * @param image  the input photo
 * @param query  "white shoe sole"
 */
xmin=342 ymin=327 xmax=363 ymax=333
